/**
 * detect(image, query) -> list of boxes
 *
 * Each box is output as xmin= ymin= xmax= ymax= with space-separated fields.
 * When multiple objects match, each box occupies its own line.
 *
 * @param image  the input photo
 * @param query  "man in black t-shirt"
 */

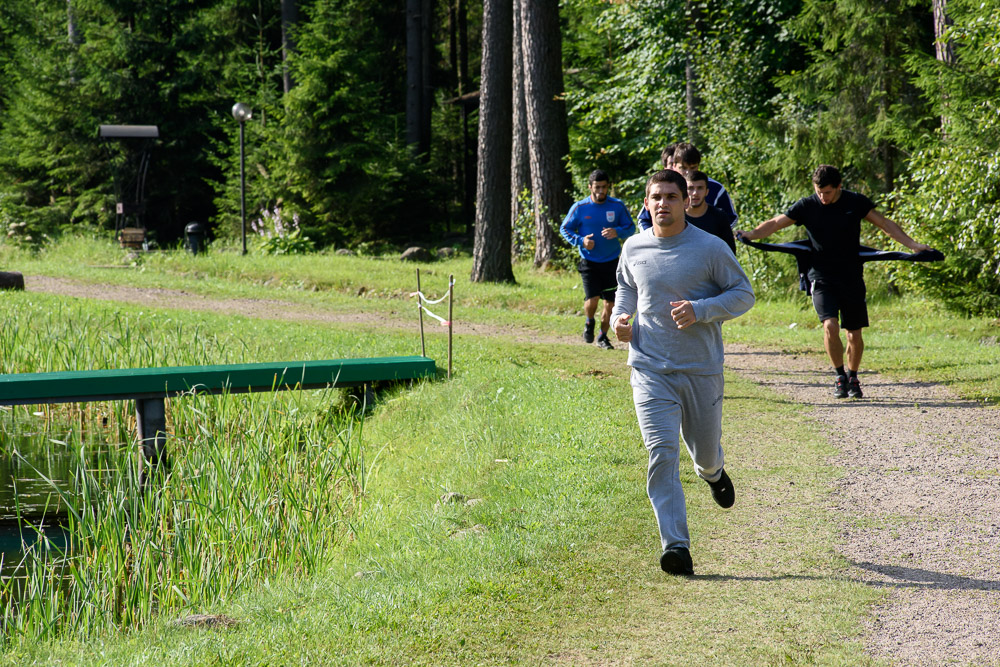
xmin=736 ymin=165 xmax=932 ymax=399
xmin=685 ymin=171 xmax=737 ymax=255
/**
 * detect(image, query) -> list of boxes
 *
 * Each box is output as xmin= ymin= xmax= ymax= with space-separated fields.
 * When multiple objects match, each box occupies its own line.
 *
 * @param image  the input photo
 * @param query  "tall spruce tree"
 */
xmin=277 ymin=0 xmax=442 ymax=247
xmin=0 ymin=1 xmax=106 ymax=244
xmin=518 ymin=0 xmax=572 ymax=268
xmin=510 ymin=1 xmax=530 ymax=257
xmin=471 ymin=0 xmax=514 ymax=283
xmin=890 ymin=0 xmax=1000 ymax=315
xmin=774 ymin=0 xmax=935 ymax=192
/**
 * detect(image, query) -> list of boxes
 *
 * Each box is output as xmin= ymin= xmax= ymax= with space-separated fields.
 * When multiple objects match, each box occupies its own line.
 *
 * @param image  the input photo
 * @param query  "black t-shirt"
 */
xmin=785 ymin=190 xmax=875 ymax=278
xmin=686 ymin=205 xmax=736 ymax=255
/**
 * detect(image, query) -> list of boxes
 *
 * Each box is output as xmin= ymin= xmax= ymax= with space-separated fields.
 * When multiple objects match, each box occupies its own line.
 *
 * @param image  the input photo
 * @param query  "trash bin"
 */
xmin=184 ymin=222 xmax=205 ymax=255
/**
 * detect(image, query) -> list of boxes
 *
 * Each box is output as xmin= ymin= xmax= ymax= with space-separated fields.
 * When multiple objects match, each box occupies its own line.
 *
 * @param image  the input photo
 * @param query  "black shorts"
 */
xmin=811 ymin=276 xmax=869 ymax=330
xmin=579 ymin=257 xmax=619 ymax=301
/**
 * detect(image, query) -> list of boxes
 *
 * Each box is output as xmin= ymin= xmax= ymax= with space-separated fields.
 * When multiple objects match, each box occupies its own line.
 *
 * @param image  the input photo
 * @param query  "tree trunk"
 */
xmin=281 ymin=0 xmax=297 ymax=94
xmin=448 ymin=1 xmax=458 ymax=90
xmin=420 ymin=0 xmax=433 ymax=156
xmin=684 ymin=0 xmax=704 ymax=144
xmin=519 ymin=0 xmax=571 ymax=268
xmin=471 ymin=0 xmax=514 ymax=283
xmin=510 ymin=2 xmax=531 ymax=259
xmin=933 ymin=0 xmax=955 ymax=65
xmin=934 ymin=0 xmax=955 ymax=134
xmin=458 ymin=0 xmax=473 ymax=229
xmin=67 ymin=0 xmax=79 ymax=44
xmin=458 ymin=0 xmax=469 ymax=95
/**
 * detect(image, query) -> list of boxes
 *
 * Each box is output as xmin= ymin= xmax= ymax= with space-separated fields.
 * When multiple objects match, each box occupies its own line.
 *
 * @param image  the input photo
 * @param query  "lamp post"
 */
xmin=231 ymin=102 xmax=252 ymax=255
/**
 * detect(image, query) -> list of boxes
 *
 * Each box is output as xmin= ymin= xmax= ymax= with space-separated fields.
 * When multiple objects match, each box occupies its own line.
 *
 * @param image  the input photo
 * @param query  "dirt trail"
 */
xmin=25 ymin=275 xmax=565 ymax=344
xmin=23 ymin=275 xmax=1000 ymax=665
xmin=726 ymin=345 xmax=1000 ymax=665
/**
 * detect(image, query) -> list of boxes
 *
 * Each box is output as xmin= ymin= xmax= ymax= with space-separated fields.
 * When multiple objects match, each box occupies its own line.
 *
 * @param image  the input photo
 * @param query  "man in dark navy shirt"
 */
xmin=638 ymin=142 xmax=736 ymax=231
xmin=736 ymin=165 xmax=932 ymax=399
xmin=672 ymin=143 xmax=737 ymax=225
xmin=684 ymin=171 xmax=737 ymax=255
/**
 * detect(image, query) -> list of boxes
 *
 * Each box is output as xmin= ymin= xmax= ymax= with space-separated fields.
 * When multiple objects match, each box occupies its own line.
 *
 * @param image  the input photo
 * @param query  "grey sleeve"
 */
xmin=611 ymin=244 xmax=638 ymax=322
xmin=690 ymin=252 xmax=755 ymax=323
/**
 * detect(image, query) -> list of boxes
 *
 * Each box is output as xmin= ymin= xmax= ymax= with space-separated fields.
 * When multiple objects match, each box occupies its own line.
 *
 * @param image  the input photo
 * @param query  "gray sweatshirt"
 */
xmin=612 ymin=224 xmax=755 ymax=375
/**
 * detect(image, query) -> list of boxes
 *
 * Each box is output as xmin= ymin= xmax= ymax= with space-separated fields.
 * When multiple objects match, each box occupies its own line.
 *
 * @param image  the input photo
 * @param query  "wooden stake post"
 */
xmin=447 ymin=274 xmax=453 ymax=379
xmin=416 ymin=268 xmax=426 ymax=357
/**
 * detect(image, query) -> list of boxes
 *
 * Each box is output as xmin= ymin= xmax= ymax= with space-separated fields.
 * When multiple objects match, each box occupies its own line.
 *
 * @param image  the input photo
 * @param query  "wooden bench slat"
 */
xmin=0 ymin=357 xmax=435 ymax=405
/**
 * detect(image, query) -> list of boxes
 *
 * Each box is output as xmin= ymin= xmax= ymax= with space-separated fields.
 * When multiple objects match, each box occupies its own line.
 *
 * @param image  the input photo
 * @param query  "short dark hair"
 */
xmin=646 ymin=169 xmax=689 ymax=198
xmin=812 ymin=165 xmax=842 ymax=188
xmin=673 ymin=142 xmax=701 ymax=167
xmin=660 ymin=143 xmax=678 ymax=167
xmin=588 ymin=169 xmax=611 ymax=184
xmin=686 ymin=170 xmax=709 ymax=187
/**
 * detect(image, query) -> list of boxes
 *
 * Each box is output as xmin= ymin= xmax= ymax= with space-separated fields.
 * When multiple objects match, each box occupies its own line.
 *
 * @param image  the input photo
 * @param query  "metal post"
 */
xmin=416 ymin=268 xmax=426 ymax=357
xmin=239 ymin=120 xmax=247 ymax=255
xmin=447 ymin=274 xmax=453 ymax=379
xmin=135 ymin=397 xmax=169 ymax=485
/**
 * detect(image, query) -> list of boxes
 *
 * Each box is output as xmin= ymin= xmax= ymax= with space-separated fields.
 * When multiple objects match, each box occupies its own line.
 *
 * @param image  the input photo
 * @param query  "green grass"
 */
xmin=5 ymin=234 xmax=997 ymax=402
xmin=2 ymin=240 xmax=996 ymax=663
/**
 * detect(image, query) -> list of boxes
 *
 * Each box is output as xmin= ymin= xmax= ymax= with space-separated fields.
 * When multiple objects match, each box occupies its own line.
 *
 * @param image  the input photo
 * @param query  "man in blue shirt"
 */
xmin=560 ymin=169 xmax=636 ymax=349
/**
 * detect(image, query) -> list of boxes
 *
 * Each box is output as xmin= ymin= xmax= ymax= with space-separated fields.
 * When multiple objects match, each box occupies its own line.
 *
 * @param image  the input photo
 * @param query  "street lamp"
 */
xmin=231 ymin=102 xmax=252 ymax=255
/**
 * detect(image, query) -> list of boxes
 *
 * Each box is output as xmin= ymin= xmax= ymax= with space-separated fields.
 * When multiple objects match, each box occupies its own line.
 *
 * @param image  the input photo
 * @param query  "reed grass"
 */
xmin=0 ymin=291 xmax=420 ymax=649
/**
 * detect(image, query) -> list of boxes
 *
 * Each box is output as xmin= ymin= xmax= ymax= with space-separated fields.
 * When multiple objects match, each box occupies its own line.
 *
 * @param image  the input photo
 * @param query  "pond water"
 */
xmin=0 ymin=416 xmax=112 ymax=580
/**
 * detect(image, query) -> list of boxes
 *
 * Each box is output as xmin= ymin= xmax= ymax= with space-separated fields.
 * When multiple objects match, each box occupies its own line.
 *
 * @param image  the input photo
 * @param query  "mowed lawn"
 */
xmin=3 ymin=240 xmax=997 ymax=664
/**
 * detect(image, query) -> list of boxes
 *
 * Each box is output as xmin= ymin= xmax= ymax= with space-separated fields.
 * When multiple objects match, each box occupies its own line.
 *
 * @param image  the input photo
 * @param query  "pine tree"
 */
xmin=471 ymin=0 xmax=514 ymax=283
xmin=519 ymin=0 xmax=572 ymax=268
xmin=774 ymin=0 xmax=935 ymax=192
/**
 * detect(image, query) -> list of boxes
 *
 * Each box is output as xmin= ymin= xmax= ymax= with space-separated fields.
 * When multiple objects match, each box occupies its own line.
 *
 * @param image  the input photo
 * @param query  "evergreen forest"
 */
xmin=0 ymin=0 xmax=997 ymax=315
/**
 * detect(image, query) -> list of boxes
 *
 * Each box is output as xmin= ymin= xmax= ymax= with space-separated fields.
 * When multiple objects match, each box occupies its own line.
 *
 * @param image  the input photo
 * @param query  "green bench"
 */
xmin=0 ymin=357 xmax=436 ymax=470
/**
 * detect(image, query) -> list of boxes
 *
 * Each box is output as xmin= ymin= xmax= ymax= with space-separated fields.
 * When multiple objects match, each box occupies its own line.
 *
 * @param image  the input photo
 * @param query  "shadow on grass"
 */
xmin=849 ymin=560 xmax=1000 ymax=592
xmin=691 ymin=573 xmax=828 ymax=583
xmin=726 ymin=363 xmax=999 ymax=409
xmin=692 ymin=564 xmax=1000 ymax=592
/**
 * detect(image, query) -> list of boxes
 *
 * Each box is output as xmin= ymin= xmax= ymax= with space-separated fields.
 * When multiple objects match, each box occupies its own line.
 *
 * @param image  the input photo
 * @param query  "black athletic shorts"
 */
xmin=811 ymin=276 xmax=869 ymax=330
xmin=578 ymin=257 xmax=619 ymax=301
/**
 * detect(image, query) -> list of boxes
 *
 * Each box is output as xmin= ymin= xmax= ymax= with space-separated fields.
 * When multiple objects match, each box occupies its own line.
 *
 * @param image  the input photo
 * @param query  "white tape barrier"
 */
xmin=411 ymin=278 xmax=455 ymax=326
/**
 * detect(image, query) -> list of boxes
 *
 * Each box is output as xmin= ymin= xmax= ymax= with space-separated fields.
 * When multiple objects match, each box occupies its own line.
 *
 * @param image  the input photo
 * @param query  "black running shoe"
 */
xmin=833 ymin=375 xmax=849 ymax=399
xmin=583 ymin=321 xmax=595 ymax=344
xmin=596 ymin=335 xmax=614 ymax=350
xmin=707 ymin=469 xmax=735 ymax=508
xmin=660 ymin=546 xmax=694 ymax=576
xmin=848 ymin=376 xmax=863 ymax=399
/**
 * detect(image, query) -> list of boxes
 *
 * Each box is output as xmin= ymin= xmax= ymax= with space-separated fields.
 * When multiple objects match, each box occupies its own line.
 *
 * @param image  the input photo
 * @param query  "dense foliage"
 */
xmin=0 ymin=0 xmax=997 ymax=313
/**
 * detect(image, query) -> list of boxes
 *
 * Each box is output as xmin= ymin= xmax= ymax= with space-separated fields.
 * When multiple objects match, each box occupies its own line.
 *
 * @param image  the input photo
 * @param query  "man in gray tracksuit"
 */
xmin=613 ymin=169 xmax=755 ymax=576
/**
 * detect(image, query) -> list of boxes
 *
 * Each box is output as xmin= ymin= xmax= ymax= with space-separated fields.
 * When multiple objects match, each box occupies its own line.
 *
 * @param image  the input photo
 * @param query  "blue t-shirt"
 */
xmin=560 ymin=196 xmax=636 ymax=263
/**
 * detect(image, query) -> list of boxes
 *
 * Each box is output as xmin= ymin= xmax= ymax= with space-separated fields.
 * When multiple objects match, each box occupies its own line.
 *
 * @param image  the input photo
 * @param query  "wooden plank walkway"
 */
xmin=0 ymin=357 xmax=436 ymax=406
xmin=0 ymin=356 xmax=436 ymax=474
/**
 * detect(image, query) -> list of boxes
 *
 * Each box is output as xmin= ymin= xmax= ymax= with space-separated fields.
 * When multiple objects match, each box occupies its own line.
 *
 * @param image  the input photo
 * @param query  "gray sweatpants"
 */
xmin=630 ymin=367 xmax=725 ymax=551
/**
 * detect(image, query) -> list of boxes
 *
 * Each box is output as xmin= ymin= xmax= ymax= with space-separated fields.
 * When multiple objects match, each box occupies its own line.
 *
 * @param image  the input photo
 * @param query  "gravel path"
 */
xmin=21 ymin=275 xmax=1000 ymax=664
xmin=725 ymin=345 xmax=1000 ymax=666
xmin=24 ymin=275 xmax=565 ymax=344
